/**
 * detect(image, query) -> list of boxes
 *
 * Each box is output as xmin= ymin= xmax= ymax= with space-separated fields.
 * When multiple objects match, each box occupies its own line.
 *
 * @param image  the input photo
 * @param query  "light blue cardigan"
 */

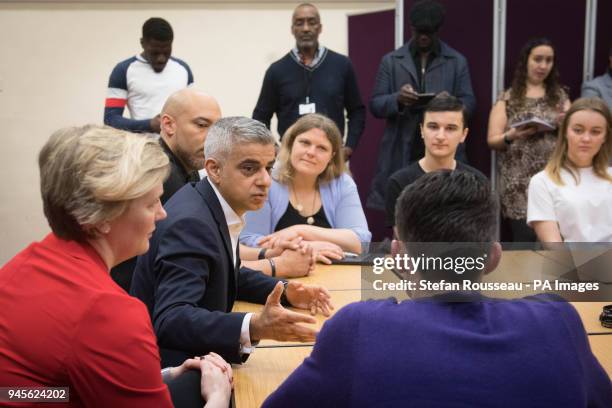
xmin=240 ymin=173 xmax=371 ymax=247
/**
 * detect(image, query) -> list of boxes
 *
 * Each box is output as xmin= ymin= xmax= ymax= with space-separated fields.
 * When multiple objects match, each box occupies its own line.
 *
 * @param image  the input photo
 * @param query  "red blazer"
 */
xmin=0 ymin=233 xmax=172 ymax=407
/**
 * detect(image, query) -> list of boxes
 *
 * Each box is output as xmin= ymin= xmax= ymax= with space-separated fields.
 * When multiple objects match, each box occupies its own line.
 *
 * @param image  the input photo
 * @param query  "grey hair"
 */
xmin=204 ymin=117 xmax=275 ymax=161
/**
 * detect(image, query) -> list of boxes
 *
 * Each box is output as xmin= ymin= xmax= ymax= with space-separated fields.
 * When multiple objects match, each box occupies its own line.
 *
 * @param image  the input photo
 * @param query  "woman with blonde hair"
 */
xmin=241 ymin=113 xmax=370 ymax=264
xmin=0 ymin=125 xmax=232 ymax=407
xmin=527 ymin=98 xmax=612 ymax=242
xmin=487 ymin=38 xmax=570 ymax=241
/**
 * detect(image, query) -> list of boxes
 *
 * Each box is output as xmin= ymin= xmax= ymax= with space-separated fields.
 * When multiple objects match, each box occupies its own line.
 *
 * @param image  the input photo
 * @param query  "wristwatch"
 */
xmin=258 ymin=248 xmax=267 ymax=260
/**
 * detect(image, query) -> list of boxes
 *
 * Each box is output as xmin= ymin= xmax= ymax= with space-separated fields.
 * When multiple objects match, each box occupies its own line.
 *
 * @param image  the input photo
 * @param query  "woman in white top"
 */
xmin=527 ymin=97 xmax=612 ymax=242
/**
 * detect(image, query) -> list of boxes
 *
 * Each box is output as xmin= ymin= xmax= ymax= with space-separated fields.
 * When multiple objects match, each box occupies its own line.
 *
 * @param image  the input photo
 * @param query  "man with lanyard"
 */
xmin=367 ymin=0 xmax=475 ymax=210
xmin=252 ymin=3 xmax=365 ymax=161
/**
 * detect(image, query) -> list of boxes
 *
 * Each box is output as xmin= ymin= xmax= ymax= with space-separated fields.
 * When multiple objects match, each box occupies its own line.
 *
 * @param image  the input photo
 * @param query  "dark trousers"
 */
xmin=507 ymin=218 xmax=537 ymax=243
xmin=167 ymin=370 xmax=211 ymax=408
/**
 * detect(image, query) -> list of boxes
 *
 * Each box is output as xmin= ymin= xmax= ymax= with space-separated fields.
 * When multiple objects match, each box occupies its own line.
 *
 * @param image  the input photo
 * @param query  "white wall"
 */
xmin=0 ymin=1 xmax=392 ymax=265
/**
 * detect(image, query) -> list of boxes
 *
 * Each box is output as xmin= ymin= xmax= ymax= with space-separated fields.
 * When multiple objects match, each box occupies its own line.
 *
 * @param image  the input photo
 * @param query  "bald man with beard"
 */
xmin=111 ymin=89 xmax=222 ymax=291
xmin=159 ymin=88 xmax=222 ymax=203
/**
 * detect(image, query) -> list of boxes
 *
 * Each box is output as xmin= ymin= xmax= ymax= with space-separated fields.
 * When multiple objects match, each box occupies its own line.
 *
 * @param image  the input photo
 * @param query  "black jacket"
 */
xmin=131 ymin=178 xmax=279 ymax=366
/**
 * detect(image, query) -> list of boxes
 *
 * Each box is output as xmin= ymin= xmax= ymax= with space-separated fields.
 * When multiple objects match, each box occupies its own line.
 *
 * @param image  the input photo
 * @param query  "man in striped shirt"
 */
xmin=104 ymin=17 xmax=193 ymax=133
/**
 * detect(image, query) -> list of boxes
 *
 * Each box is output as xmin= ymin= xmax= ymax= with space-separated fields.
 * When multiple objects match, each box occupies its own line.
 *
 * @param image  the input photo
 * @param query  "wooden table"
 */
xmin=233 ymin=346 xmax=312 ymax=408
xmin=290 ymin=264 xmax=362 ymax=290
xmin=590 ymin=336 xmax=612 ymax=378
xmin=232 ymin=251 xmax=612 ymax=407
xmin=572 ymin=302 xmax=612 ymax=335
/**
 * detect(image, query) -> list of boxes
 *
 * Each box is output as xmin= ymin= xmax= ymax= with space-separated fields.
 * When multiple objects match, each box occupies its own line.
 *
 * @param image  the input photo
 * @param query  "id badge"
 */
xmin=299 ymin=103 xmax=316 ymax=115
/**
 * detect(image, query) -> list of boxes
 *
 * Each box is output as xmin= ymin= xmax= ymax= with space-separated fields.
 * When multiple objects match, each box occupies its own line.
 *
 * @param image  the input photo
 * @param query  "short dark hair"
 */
xmin=410 ymin=0 xmax=445 ymax=32
xmin=395 ymin=170 xmax=497 ymax=243
xmin=423 ymin=94 xmax=468 ymax=127
xmin=142 ymin=17 xmax=173 ymax=42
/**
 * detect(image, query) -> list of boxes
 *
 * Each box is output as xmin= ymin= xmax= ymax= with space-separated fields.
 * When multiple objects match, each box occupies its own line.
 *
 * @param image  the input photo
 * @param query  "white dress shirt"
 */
xmin=207 ymin=178 xmax=257 ymax=354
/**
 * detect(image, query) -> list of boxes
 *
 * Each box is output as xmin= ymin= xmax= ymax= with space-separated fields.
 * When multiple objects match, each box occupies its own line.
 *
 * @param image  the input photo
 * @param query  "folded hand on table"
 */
xmin=165 ymin=353 xmax=233 ymax=408
xmin=169 ymin=352 xmax=232 ymax=385
xmin=302 ymin=241 xmax=343 ymax=264
xmin=258 ymin=227 xmax=303 ymax=250
xmin=263 ymin=236 xmax=304 ymax=258
xmin=276 ymin=245 xmax=315 ymax=277
xmin=200 ymin=356 xmax=232 ymax=408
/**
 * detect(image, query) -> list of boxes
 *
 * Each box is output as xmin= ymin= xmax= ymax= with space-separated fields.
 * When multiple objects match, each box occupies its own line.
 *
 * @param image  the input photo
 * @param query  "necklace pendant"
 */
xmin=306 ymin=216 xmax=315 ymax=225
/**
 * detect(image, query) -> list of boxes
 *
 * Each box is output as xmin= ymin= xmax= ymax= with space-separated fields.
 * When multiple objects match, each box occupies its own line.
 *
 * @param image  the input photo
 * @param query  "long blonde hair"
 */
xmin=545 ymin=98 xmax=612 ymax=185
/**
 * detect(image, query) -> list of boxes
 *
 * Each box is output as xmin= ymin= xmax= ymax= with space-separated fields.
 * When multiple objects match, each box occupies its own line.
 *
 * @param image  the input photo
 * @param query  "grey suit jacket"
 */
xmin=582 ymin=73 xmax=612 ymax=109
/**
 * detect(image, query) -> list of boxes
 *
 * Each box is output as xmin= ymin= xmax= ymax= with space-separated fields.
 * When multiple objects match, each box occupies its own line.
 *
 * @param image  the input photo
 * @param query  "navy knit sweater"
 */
xmin=253 ymin=48 xmax=365 ymax=149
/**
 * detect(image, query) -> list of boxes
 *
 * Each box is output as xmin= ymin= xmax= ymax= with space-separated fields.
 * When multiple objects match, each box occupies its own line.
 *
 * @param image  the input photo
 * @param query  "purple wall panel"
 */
xmin=505 ymin=0 xmax=586 ymax=100
xmin=348 ymin=10 xmax=395 ymax=240
xmin=402 ymin=0 xmax=494 ymax=177
xmin=593 ymin=0 xmax=611 ymax=78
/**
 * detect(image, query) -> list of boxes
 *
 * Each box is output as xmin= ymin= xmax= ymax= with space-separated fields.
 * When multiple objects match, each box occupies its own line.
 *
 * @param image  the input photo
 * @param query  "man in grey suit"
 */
xmin=581 ymin=45 xmax=612 ymax=109
xmin=367 ymin=0 xmax=475 ymax=210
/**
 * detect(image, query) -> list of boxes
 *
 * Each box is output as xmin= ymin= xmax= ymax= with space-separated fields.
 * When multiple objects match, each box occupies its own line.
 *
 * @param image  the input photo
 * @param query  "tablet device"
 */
xmin=510 ymin=117 xmax=556 ymax=133
xmin=331 ymin=252 xmax=384 ymax=266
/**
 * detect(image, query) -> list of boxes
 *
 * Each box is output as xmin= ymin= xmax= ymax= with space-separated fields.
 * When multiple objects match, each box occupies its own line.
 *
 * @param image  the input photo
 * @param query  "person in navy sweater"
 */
xmin=263 ymin=170 xmax=612 ymax=407
xmin=252 ymin=3 xmax=365 ymax=160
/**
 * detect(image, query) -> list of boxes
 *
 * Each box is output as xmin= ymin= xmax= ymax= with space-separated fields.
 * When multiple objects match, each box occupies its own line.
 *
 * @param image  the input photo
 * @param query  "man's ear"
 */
xmin=205 ymin=157 xmax=222 ymax=184
xmin=391 ymin=239 xmax=414 ymax=279
xmin=140 ymin=37 xmax=145 ymax=49
xmin=460 ymin=127 xmax=469 ymax=143
xmin=160 ymin=114 xmax=176 ymax=137
xmin=483 ymin=242 xmax=502 ymax=275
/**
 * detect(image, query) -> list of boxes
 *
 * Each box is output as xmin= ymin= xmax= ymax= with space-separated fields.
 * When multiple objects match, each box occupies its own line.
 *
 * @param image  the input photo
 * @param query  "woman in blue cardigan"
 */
xmin=241 ymin=114 xmax=371 ymax=263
